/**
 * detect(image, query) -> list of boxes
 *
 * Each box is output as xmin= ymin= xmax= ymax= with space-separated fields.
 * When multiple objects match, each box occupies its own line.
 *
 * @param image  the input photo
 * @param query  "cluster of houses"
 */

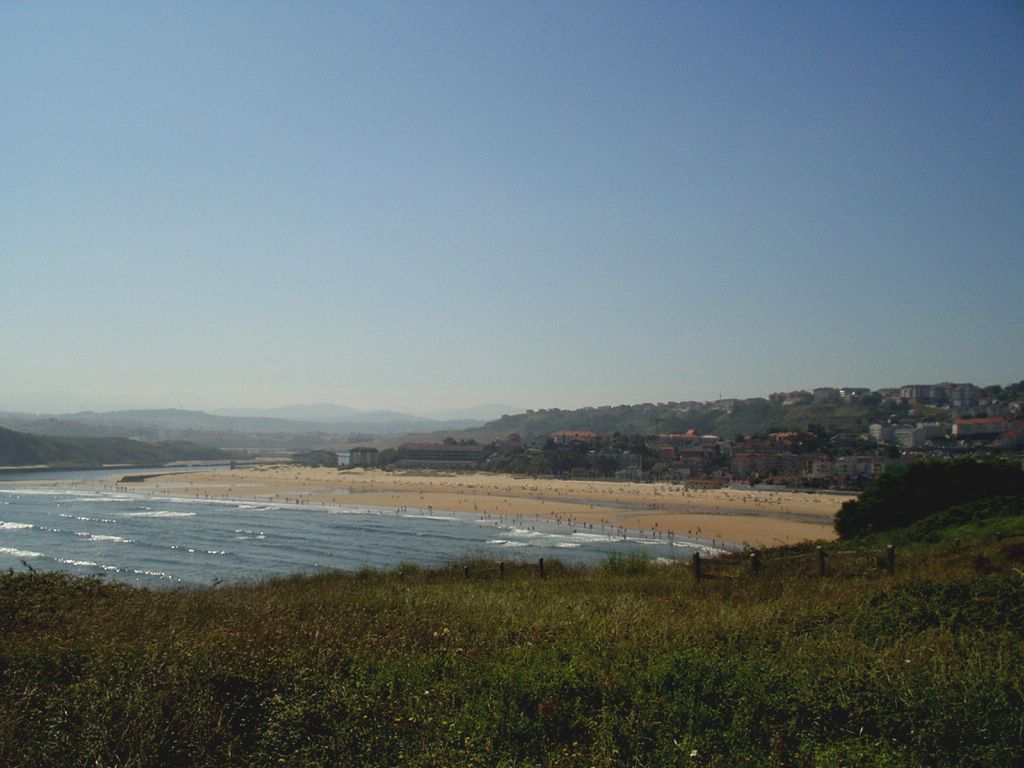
xmin=869 ymin=417 xmax=1022 ymax=449
xmin=342 ymin=382 xmax=1023 ymax=489
xmin=769 ymin=382 xmax=990 ymax=409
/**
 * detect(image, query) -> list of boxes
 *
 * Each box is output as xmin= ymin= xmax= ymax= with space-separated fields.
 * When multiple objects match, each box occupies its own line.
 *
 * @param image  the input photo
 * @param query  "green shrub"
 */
xmin=835 ymin=459 xmax=1024 ymax=538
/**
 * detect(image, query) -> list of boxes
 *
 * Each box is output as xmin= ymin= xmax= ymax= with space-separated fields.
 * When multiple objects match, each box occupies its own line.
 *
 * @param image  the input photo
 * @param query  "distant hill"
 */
xmin=421 ymin=404 xmax=522 ymax=422
xmin=452 ymin=399 xmax=899 ymax=443
xmin=211 ymin=403 xmax=519 ymax=424
xmin=0 ymin=408 xmax=486 ymax=451
xmin=212 ymin=404 xmax=380 ymax=422
xmin=0 ymin=390 xmax=985 ymax=453
xmin=0 ymin=426 xmax=233 ymax=469
xmin=211 ymin=403 xmax=495 ymax=429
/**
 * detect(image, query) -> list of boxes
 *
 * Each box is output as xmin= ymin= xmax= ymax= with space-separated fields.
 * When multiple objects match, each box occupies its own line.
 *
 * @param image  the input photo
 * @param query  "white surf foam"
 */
xmin=132 ymin=569 xmax=173 ymax=580
xmin=399 ymin=514 xmax=462 ymax=522
xmin=0 ymin=546 xmax=42 ymax=558
xmin=77 ymin=533 xmax=134 ymax=543
xmin=121 ymin=510 xmax=196 ymax=518
xmin=0 ymin=488 xmax=67 ymax=496
xmin=568 ymin=531 xmax=620 ymax=543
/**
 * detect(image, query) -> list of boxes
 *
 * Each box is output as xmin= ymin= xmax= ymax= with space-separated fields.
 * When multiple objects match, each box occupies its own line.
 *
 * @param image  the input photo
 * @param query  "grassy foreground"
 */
xmin=1 ymin=537 xmax=1022 ymax=766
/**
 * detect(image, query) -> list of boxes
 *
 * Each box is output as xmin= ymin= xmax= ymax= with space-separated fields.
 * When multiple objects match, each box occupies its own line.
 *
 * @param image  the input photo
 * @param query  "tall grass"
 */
xmin=1 ymin=537 xmax=1022 ymax=767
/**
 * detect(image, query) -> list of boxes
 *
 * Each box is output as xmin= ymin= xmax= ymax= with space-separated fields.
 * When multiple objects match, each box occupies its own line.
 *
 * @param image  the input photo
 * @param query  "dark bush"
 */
xmin=835 ymin=459 xmax=1024 ymax=538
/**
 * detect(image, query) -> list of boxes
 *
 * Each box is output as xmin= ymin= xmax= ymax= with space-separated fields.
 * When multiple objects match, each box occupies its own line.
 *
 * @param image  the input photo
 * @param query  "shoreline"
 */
xmin=101 ymin=466 xmax=851 ymax=549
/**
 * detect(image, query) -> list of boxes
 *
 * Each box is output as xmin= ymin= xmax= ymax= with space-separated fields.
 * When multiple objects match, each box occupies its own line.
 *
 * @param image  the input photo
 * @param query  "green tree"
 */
xmin=835 ymin=459 xmax=1024 ymax=538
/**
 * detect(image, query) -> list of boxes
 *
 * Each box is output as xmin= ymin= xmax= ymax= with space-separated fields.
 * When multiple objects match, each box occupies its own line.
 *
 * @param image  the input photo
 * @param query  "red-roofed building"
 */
xmin=658 ymin=444 xmax=678 ymax=462
xmin=550 ymin=430 xmax=600 ymax=446
xmin=997 ymin=420 xmax=1024 ymax=449
xmin=952 ymin=417 xmax=1007 ymax=439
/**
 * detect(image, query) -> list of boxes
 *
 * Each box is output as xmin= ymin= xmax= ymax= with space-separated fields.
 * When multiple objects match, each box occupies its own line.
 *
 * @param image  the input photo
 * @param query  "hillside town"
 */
xmin=345 ymin=381 xmax=1024 ymax=489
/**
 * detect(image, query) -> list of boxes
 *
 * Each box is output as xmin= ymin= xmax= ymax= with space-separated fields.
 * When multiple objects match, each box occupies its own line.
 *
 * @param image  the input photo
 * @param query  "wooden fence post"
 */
xmin=499 ymin=561 xmax=505 ymax=578
xmin=886 ymin=544 xmax=895 ymax=576
xmin=539 ymin=557 xmax=545 ymax=579
xmin=692 ymin=551 xmax=702 ymax=582
xmin=463 ymin=565 xmax=470 ymax=579
xmin=751 ymin=550 xmax=761 ymax=575
xmin=817 ymin=546 xmax=826 ymax=577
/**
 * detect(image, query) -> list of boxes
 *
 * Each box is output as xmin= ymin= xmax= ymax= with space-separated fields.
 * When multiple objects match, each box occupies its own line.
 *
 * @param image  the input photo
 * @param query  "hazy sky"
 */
xmin=3 ymin=2 xmax=1022 ymax=415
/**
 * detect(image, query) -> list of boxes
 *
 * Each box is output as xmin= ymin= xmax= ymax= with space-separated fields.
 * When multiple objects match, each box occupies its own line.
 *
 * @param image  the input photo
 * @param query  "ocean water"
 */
xmin=0 ymin=470 xmax=711 ymax=588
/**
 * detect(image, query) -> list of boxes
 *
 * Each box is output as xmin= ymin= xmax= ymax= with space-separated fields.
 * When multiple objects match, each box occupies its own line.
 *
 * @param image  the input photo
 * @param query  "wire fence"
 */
xmin=691 ymin=544 xmax=896 ymax=580
xmin=399 ymin=545 xmax=900 ymax=584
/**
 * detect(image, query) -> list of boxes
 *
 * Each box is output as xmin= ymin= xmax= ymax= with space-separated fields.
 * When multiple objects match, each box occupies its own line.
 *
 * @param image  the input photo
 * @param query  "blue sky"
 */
xmin=2 ymin=2 xmax=1022 ymax=414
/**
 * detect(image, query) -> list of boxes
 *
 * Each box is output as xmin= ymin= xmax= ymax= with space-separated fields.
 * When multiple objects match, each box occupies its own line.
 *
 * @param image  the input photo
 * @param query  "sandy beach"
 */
xmin=109 ymin=467 xmax=852 ymax=549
